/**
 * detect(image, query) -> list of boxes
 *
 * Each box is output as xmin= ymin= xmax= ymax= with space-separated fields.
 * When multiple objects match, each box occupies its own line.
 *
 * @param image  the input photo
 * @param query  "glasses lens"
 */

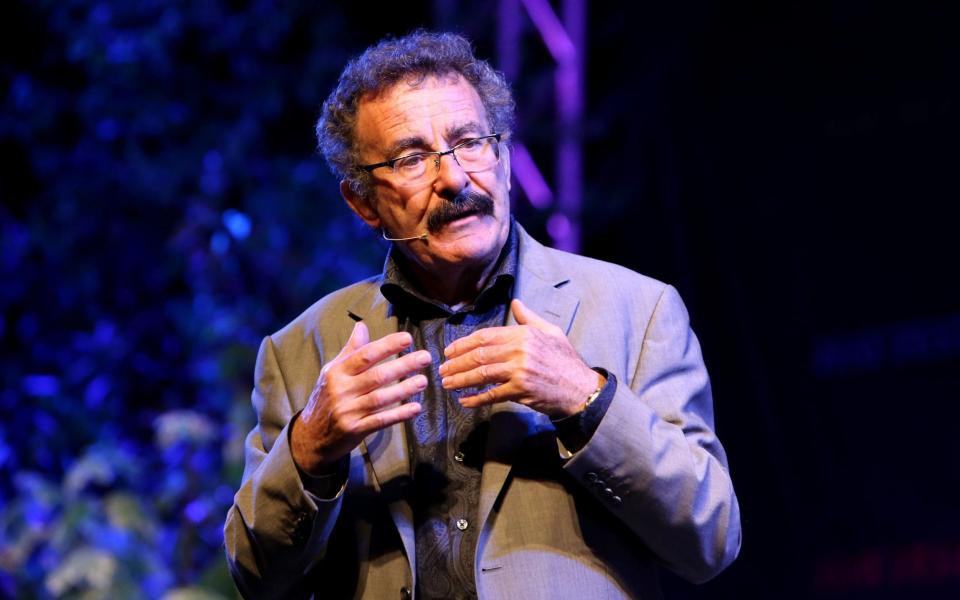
xmin=455 ymin=137 xmax=499 ymax=173
xmin=393 ymin=154 xmax=430 ymax=183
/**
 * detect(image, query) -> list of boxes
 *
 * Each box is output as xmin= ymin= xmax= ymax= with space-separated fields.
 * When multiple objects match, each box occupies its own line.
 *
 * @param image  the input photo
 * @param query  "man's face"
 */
xmin=344 ymin=74 xmax=512 ymax=275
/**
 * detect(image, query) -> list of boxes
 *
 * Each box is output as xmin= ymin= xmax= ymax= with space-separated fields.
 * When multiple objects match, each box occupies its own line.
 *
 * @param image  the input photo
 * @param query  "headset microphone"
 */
xmin=382 ymin=230 xmax=428 ymax=242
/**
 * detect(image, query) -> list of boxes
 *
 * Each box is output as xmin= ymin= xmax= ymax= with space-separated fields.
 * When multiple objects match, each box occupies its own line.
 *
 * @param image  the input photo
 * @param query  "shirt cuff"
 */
xmin=552 ymin=368 xmax=617 ymax=454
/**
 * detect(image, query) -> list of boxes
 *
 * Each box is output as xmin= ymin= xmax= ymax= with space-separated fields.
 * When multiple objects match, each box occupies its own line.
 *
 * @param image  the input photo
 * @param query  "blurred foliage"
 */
xmin=0 ymin=1 xmax=388 ymax=596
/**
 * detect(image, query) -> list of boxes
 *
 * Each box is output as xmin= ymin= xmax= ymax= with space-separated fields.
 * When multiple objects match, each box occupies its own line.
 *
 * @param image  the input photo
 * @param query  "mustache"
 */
xmin=426 ymin=191 xmax=495 ymax=234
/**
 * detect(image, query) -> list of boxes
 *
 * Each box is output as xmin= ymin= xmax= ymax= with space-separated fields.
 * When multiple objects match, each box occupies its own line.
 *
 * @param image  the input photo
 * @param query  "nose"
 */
xmin=433 ymin=150 xmax=469 ymax=198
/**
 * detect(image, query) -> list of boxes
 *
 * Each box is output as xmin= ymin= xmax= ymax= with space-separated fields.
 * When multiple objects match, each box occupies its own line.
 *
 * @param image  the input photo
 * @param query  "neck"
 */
xmin=404 ymin=253 xmax=502 ymax=308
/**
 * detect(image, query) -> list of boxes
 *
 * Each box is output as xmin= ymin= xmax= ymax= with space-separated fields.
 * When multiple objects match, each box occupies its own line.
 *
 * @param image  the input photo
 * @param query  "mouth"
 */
xmin=430 ymin=212 xmax=484 ymax=238
xmin=447 ymin=208 xmax=481 ymax=224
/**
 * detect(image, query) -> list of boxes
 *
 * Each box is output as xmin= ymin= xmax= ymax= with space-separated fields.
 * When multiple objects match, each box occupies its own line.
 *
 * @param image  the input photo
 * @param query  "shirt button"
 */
xmin=456 ymin=518 xmax=469 ymax=531
xmin=400 ymin=586 xmax=412 ymax=600
xmin=453 ymin=451 xmax=465 ymax=463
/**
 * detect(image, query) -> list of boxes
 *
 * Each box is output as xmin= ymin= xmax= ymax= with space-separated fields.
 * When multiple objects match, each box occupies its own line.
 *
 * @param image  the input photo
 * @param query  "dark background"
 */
xmin=2 ymin=1 xmax=958 ymax=598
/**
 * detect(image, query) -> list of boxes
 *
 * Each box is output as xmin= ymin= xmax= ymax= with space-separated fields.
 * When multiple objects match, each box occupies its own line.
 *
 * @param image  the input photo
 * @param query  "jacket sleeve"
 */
xmin=562 ymin=284 xmax=742 ymax=583
xmin=223 ymin=335 xmax=344 ymax=599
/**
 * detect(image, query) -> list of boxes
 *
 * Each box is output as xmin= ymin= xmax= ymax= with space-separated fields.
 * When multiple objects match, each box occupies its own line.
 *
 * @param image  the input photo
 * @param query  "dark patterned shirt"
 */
xmin=380 ymin=223 xmax=519 ymax=600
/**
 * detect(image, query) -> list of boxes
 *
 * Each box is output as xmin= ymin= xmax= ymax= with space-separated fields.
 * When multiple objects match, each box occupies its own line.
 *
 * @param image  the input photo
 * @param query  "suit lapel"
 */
xmin=347 ymin=286 xmax=416 ymax=579
xmin=477 ymin=228 xmax=581 ymax=538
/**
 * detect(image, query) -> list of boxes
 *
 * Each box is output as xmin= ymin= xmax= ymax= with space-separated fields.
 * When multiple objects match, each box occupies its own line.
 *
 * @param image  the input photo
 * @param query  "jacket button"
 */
xmin=611 ymin=495 xmax=623 ymax=505
xmin=585 ymin=472 xmax=598 ymax=483
xmin=400 ymin=586 xmax=412 ymax=600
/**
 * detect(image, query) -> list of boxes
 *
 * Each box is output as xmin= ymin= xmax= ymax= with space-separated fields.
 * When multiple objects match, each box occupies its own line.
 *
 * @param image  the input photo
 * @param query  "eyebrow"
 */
xmin=385 ymin=136 xmax=429 ymax=159
xmin=446 ymin=121 xmax=486 ymax=142
xmin=384 ymin=121 xmax=488 ymax=159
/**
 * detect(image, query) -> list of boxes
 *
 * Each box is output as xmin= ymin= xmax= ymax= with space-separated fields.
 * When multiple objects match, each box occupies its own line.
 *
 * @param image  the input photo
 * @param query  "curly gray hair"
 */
xmin=315 ymin=31 xmax=515 ymax=198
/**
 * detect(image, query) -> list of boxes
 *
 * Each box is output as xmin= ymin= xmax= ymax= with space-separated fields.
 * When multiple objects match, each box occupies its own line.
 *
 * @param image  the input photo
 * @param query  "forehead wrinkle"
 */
xmin=382 ymin=95 xmax=480 ymax=136
xmin=386 ymin=120 xmax=486 ymax=159
xmin=355 ymin=76 xmax=490 ymax=160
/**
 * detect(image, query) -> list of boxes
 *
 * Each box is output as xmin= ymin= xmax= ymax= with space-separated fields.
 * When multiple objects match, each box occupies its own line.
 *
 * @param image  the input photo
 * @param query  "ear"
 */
xmin=340 ymin=179 xmax=381 ymax=229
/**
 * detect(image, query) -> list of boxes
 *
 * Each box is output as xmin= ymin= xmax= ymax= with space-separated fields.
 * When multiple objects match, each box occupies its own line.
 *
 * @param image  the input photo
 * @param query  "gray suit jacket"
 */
xmin=224 ymin=226 xmax=741 ymax=599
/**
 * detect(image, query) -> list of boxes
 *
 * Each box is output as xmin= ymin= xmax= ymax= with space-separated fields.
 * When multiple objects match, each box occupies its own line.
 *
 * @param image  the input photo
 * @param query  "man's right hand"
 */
xmin=291 ymin=321 xmax=430 ymax=475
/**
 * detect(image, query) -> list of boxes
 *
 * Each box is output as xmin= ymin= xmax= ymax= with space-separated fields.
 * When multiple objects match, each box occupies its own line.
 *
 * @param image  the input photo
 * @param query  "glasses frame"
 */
xmin=358 ymin=134 xmax=502 ymax=180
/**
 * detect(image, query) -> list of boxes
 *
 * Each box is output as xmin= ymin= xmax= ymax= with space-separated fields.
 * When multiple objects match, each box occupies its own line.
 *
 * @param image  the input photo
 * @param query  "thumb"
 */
xmin=511 ymin=299 xmax=553 ymax=332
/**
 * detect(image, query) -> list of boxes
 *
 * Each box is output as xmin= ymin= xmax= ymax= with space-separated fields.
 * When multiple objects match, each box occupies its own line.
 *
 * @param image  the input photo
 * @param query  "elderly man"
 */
xmin=224 ymin=31 xmax=740 ymax=599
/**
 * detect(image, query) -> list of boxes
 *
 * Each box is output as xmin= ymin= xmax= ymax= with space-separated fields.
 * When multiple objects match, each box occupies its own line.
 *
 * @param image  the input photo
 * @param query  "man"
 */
xmin=224 ymin=31 xmax=740 ymax=599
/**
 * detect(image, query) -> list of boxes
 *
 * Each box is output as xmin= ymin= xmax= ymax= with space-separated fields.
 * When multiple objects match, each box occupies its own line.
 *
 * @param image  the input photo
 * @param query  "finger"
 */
xmin=443 ymin=326 xmax=513 ymax=359
xmin=354 ymin=401 xmax=422 ymax=435
xmin=357 ymin=374 xmax=428 ymax=413
xmin=343 ymin=331 xmax=415 ymax=375
xmin=343 ymin=320 xmax=370 ymax=353
xmin=441 ymin=362 xmax=511 ymax=391
xmin=510 ymin=299 xmax=557 ymax=333
xmin=439 ymin=343 xmax=512 ymax=377
xmin=459 ymin=383 xmax=512 ymax=409
xmin=355 ymin=350 xmax=432 ymax=394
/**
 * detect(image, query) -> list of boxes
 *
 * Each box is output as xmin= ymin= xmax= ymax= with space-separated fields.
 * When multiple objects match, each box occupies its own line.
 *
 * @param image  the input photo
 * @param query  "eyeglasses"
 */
xmin=359 ymin=134 xmax=502 ymax=186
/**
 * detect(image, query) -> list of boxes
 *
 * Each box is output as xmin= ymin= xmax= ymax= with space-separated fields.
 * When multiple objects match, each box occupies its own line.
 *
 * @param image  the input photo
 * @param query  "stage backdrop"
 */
xmin=2 ymin=1 xmax=958 ymax=598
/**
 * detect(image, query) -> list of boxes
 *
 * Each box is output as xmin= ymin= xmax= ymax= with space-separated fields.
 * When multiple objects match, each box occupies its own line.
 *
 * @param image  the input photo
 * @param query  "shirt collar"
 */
xmin=381 ymin=217 xmax=519 ymax=316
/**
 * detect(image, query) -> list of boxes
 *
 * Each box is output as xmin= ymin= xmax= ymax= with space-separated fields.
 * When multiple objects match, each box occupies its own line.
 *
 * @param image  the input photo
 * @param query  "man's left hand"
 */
xmin=440 ymin=299 xmax=604 ymax=418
